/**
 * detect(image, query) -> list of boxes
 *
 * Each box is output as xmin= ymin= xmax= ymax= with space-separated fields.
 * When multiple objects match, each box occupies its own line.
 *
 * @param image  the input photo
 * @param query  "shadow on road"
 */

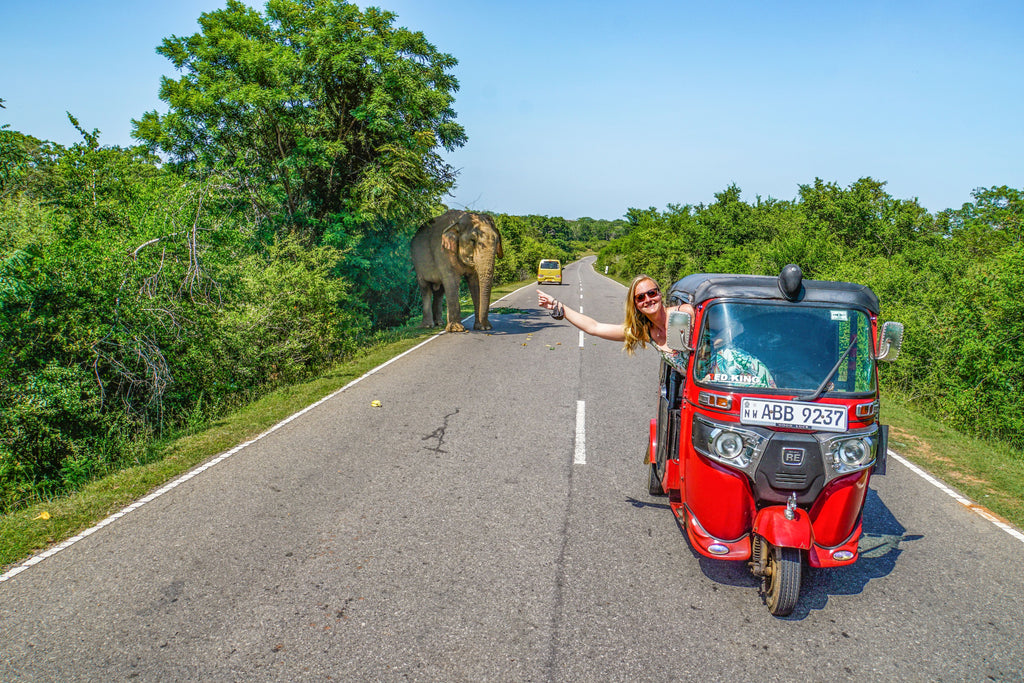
xmin=626 ymin=497 xmax=673 ymax=512
xmin=794 ymin=488 xmax=923 ymax=618
xmin=445 ymin=309 xmax=555 ymax=336
xmin=629 ymin=486 xmax=921 ymax=620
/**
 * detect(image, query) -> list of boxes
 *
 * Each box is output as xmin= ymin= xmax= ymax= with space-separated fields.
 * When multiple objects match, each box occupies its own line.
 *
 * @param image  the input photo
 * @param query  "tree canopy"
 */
xmin=132 ymin=0 xmax=466 ymax=242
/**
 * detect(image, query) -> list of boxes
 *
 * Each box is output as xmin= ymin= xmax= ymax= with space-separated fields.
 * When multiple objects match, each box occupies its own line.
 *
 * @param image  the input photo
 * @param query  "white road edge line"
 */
xmin=575 ymin=400 xmax=586 ymax=465
xmin=1 ymin=331 xmax=450 ymax=584
xmin=3 ymin=282 xmax=546 ymax=584
xmin=889 ymin=451 xmax=1024 ymax=544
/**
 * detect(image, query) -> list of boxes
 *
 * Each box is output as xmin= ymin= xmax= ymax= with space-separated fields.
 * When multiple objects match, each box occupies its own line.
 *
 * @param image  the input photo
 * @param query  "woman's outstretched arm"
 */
xmin=537 ymin=290 xmax=626 ymax=342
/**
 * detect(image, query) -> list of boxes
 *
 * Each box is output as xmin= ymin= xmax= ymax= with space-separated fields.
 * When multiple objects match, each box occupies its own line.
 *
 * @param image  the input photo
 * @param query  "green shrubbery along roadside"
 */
xmin=0 ymin=323 xmax=442 ymax=570
xmin=596 ymin=180 xmax=1024 ymax=450
xmin=0 ymin=139 xmax=603 ymax=523
xmin=1 ymin=0 xmax=472 ymax=515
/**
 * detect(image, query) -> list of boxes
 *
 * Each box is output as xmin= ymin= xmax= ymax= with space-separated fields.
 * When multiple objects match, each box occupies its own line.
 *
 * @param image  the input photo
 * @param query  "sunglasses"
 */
xmin=634 ymin=287 xmax=661 ymax=304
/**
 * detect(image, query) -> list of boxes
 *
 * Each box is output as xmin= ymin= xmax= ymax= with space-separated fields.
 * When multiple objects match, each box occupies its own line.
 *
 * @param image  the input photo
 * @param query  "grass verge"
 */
xmin=882 ymin=392 xmax=1024 ymax=529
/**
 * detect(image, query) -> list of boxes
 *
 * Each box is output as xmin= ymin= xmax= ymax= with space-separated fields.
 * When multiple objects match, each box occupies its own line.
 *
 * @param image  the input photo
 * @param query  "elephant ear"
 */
xmin=441 ymin=224 xmax=460 ymax=254
xmin=477 ymin=213 xmax=503 ymax=258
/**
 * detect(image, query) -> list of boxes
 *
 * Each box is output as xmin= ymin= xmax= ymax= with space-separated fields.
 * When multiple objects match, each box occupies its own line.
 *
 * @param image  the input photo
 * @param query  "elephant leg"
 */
xmin=443 ymin=275 xmax=466 ymax=333
xmin=431 ymin=287 xmax=444 ymax=327
xmin=418 ymin=284 xmax=435 ymax=328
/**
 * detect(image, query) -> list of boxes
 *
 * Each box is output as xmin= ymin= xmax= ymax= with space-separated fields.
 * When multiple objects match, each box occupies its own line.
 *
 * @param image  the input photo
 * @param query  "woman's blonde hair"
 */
xmin=622 ymin=274 xmax=660 ymax=355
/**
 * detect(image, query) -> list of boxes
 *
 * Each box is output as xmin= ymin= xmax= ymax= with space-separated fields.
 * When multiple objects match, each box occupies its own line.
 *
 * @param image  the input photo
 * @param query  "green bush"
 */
xmin=595 ymin=180 xmax=1024 ymax=450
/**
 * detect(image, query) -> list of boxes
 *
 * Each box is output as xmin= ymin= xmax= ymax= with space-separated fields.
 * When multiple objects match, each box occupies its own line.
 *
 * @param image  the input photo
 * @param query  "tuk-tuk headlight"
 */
xmin=692 ymin=416 xmax=768 ymax=471
xmin=837 ymin=438 xmax=871 ymax=466
xmin=823 ymin=431 xmax=877 ymax=473
xmin=713 ymin=431 xmax=745 ymax=460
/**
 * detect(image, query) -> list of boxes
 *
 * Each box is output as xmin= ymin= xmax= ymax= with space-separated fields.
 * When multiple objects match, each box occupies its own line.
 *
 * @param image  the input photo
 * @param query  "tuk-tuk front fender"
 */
xmin=752 ymin=506 xmax=813 ymax=550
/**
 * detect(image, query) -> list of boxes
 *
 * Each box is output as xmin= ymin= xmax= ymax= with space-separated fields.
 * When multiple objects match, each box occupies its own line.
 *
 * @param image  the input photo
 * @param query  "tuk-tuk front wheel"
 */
xmin=764 ymin=544 xmax=801 ymax=617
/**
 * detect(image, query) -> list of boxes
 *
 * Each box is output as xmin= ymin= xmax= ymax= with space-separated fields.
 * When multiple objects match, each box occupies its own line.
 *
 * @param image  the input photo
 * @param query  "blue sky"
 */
xmin=2 ymin=0 xmax=1021 ymax=219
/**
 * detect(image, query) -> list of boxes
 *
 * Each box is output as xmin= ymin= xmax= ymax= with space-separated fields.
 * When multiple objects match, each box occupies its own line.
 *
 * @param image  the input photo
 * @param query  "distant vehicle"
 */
xmin=537 ymin=259 xmax=562 ymax=285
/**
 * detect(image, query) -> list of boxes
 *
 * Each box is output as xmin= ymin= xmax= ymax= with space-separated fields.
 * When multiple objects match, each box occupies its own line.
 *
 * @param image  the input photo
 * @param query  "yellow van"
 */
xmin=537 ymin=259 xmax=562 ymax=285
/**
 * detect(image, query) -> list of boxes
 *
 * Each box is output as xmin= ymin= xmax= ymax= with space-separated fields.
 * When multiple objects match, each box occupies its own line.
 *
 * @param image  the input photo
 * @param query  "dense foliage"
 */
xmin=597 ymin=180 xmax=1024 ymax=448
xmin=133 ymin=0 xmax=466 ymax=243
xmin=0 ymin=126 xmax=359 ymax=508
xmin=490 ymin=213 xmax=627 ymax=284
xmin=0 ymin=118 xmax=596 ymax=511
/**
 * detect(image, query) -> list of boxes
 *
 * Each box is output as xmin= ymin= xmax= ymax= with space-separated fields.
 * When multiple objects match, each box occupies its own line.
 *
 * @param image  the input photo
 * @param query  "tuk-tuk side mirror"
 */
xmin=666 ymin=310 xmax=693 ymax=354
xmin=876 ymin=321 xmax=904 ymax=362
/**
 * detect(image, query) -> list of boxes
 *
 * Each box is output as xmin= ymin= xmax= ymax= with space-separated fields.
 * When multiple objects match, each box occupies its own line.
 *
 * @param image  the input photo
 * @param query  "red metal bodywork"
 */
xmin=649 ymin=303 xmax=881 ymax=568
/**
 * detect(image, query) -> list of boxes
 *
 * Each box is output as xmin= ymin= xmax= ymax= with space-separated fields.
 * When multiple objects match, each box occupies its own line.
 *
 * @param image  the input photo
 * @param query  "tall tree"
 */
xmin=132 ymin=0 xmax=466 ymax=242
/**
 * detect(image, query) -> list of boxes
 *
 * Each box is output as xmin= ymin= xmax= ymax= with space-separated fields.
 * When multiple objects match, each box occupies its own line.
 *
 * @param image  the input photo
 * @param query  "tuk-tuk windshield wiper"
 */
xmin=796 ymin=339 xmax=857 ymax=402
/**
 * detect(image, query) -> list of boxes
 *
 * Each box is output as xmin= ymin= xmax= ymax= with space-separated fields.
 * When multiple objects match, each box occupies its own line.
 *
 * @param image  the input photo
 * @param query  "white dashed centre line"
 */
xmin=575 ymin=400 xmax=586 ymax=464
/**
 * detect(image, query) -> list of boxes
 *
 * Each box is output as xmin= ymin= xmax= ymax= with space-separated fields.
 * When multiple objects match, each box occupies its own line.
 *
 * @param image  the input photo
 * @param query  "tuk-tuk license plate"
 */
xmin=740 ymin=398 xmax=848 ymax=432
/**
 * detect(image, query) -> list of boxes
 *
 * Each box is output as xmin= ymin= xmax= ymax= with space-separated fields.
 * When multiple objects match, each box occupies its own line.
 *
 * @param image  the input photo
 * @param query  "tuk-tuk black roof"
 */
xmin=666 ymin=272 xmax=880 ymax=315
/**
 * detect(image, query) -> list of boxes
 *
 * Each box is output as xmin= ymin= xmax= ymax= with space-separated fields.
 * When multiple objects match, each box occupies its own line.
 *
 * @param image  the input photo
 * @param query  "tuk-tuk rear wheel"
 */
xmin=647 ymin=462 xmax=666 ymax=496
xmin=765 ymin=545 xmax=801 ymax=617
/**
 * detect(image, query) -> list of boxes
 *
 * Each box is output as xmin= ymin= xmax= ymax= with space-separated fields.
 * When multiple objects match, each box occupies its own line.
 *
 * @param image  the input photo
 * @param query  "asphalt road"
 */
xmin=2 ymin=257 xmax=1022 ymax=681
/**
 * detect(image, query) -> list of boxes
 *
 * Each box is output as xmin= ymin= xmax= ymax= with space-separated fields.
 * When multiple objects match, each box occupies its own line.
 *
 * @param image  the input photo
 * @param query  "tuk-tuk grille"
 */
xmin=774 ymin=472 xmax=807 ymax=487
xmin=756 ymin=434 xmax=822 ymax=499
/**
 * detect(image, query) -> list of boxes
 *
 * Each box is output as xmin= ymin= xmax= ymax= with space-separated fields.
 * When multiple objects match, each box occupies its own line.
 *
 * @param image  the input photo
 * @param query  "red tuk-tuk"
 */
xmin=649 ymin=265 xmax=903 ymax=616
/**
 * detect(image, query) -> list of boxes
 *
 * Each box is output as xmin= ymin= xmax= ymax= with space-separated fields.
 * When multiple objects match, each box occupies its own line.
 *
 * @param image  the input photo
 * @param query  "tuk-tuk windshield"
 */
xmin=693 ymin=302 xmax=875 ymax=394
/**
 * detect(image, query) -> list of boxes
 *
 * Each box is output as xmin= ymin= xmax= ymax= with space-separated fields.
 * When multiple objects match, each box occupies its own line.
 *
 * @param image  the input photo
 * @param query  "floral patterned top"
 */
xmin=657 ymin=345 xmax=688 ymax=372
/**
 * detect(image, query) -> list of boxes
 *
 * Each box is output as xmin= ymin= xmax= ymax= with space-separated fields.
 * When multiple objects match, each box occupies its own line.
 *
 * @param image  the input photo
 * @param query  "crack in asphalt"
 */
xmin=422 ymin=407 xmax=460 ymax=454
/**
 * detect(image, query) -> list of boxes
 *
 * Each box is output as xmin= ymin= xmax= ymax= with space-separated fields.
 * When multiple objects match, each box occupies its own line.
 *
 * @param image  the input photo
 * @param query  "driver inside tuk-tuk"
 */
xmin=696 ymin=305 xmax=776 ymax=389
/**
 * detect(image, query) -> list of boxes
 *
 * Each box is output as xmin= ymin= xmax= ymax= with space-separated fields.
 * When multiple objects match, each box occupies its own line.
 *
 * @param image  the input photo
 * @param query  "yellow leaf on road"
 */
xmin=371 ymin=400 xmax=382 ymax=408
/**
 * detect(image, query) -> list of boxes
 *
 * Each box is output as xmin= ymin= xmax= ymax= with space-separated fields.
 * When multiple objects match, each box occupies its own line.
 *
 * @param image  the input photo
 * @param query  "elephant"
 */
xmin=410 ymin=209 xmax=503 ymax=333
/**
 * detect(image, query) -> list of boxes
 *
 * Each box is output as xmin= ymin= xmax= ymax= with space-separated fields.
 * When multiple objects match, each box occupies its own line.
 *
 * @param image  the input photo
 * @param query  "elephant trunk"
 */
xmin=474 ymin=252 xmax=496 ymax=330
